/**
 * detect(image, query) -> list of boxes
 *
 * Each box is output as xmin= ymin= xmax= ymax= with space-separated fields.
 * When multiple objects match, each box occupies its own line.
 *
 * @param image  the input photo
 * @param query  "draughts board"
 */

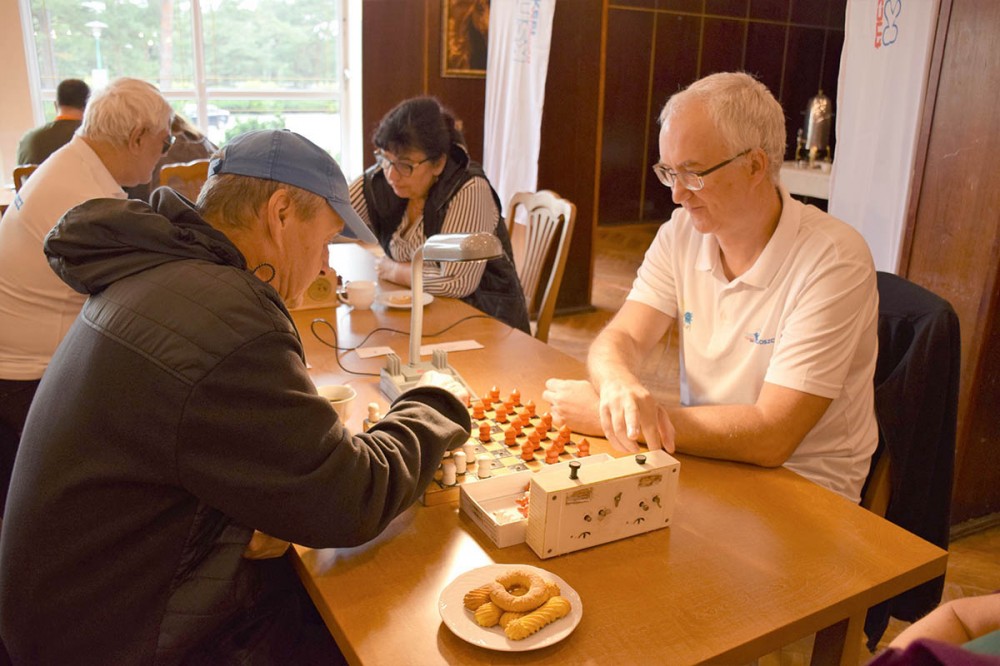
xmin=421 ymin=386 xmax=593 ymax=506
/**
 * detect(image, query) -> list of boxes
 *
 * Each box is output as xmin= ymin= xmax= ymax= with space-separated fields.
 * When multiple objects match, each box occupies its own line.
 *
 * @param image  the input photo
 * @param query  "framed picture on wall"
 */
xmin=441 ymin=0 xmax=490 ymax=78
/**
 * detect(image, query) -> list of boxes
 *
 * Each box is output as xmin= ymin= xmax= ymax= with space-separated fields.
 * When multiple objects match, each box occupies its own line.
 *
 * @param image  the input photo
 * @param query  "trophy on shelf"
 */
xmin=795 ymin=89 xmax=834 ymax=170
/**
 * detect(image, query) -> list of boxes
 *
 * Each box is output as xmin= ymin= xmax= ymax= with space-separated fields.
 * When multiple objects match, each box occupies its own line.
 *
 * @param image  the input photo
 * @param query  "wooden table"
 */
xmin=288 ymin=244 xmax=947 ymax=666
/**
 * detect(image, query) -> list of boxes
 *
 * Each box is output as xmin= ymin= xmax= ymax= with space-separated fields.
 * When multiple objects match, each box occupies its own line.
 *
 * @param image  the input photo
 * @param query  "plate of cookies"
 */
xmin=376 ymin=290 xmax=434 ymax=309
xmin=438 ymin=564 xmax=582 ymax=651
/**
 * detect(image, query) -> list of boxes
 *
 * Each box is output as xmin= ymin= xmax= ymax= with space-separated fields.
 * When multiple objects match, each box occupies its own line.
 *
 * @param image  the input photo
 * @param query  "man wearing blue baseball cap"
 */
xmin=0 ymin=130 xmax=470 ymax=663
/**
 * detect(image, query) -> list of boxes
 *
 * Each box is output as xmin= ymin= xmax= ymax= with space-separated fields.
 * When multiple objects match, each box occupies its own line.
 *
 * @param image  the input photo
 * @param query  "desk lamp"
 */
xmin=379 ymin=233 xmax=502 ymax=401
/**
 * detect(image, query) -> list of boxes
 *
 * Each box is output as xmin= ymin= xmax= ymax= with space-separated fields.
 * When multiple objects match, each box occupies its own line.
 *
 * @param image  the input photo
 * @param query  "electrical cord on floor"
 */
xmin=309 ymin=313 xmax=492 ymax=377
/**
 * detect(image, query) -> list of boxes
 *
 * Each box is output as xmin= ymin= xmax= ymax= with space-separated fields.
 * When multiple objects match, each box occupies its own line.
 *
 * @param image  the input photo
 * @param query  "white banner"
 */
xmin=829 ymin=0 xmax=940 ymax=272
xmin=483 ymin=0 xmax=556 ymax=218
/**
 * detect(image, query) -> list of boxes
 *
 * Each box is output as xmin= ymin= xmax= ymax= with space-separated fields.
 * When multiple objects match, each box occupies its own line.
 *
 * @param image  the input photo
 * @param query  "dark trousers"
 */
xmin=0 ymin=379 xmax=40 ymax=518
xmin=184 ymin=556 xmax=347 ymax=665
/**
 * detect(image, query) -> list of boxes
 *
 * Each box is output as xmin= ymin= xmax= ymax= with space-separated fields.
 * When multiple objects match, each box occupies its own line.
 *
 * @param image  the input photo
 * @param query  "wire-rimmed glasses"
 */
xmin=652 ymin=149 xmax=751 ymax=191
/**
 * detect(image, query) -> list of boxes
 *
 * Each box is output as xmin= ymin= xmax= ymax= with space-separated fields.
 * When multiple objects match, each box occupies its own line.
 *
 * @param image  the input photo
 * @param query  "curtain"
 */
xmin=482 ymin=0 xmax=556 ymax=218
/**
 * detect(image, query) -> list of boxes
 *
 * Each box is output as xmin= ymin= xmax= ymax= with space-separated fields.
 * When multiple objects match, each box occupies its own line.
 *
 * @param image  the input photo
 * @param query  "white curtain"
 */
xmin=829 ymin=0 xmax=940 ymax=272
xmin=482 ymin=0 xmax=556 ymax=218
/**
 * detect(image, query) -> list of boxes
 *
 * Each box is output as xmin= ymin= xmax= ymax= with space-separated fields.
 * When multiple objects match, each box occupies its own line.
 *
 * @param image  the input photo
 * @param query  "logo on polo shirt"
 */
xmin=683 ymin=311 xmax=693 ymax=330
xmin=745 ymin=331 xmax=775 ymax=345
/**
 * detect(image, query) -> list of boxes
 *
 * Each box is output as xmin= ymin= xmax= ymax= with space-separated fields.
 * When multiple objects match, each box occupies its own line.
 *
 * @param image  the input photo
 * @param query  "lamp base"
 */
xmin=379 ymin=350 xmax=477 ymax=402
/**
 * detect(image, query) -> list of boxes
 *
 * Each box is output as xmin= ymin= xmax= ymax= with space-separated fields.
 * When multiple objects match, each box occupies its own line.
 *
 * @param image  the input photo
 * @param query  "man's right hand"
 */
xmin=597 ymin=377 xmax=675 ymax=453
xmin=416 ymin=369 xmax=470 ymax=406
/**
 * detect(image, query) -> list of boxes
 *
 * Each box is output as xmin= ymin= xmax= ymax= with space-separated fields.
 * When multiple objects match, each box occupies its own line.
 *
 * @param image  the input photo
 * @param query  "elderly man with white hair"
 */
xmin=0 ymin=77 xmax=173 ymax=515
xmin=544 ymin=71 xmax=879 ymax=503
xmin=0 ymin=78 xmax=173 ymax=510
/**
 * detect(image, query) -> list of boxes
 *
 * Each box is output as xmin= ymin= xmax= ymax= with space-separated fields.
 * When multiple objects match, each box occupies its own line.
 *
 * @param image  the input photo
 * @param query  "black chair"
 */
xmin=863 ymin=271 xmax=961 ymax=650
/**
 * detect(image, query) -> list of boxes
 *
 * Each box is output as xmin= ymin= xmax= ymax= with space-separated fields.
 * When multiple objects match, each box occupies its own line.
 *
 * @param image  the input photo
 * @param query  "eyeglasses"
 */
xmin=652 ymin=149 xmax=751 ymax=191
xmin=374 ymin=151 xmax=430 ymax=177
xmin=161 ymin=133 xmax=175 ymax=155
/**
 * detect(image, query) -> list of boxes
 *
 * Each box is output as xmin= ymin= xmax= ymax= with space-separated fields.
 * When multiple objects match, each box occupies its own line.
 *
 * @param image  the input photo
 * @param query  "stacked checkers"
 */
xmin=422 ymin=385 xmax=593 ymax=506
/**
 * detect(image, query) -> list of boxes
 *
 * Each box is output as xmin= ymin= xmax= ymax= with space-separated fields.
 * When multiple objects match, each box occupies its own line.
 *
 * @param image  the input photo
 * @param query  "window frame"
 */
xmin=19 ymin=0 xmax=363 ymax=176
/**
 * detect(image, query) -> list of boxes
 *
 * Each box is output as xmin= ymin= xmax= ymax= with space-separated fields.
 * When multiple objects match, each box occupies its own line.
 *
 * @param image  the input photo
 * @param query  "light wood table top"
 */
xmin=288 ymin=244 xmax=947 ymax=666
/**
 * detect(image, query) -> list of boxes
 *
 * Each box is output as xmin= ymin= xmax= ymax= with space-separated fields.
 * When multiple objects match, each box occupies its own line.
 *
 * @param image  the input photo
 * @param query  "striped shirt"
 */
xmin=349 ymin=175 xmax=499 ymax=298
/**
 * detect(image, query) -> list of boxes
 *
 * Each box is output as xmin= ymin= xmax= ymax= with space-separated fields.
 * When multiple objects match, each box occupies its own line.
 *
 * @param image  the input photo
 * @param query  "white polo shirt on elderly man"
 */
xmin=0 ymin=135 xmax=126 ymax=381
xmin=628 ymin=186 xmax=878 ymax=502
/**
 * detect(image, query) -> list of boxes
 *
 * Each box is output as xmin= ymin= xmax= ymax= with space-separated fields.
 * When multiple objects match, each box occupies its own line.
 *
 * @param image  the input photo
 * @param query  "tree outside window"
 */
xmin=24 ymin=0 xmax=352 ymax=167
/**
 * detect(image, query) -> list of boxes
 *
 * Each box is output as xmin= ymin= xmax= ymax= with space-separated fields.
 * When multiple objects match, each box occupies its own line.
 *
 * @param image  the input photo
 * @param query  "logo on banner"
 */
xmin=874 ymin=0 xmax=901 ymax=49
xmin=514 ymin=0 xmax=542 ymax=63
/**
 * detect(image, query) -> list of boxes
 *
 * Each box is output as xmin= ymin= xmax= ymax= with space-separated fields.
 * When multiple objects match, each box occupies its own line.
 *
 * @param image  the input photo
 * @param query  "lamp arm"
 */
xmin=409 ymin=247 xmax=424 ymax=366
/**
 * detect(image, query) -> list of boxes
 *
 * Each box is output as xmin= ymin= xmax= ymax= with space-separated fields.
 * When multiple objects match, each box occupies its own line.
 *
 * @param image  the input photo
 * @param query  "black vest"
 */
xmin=362 ymin=144 xmax=530 ymax=333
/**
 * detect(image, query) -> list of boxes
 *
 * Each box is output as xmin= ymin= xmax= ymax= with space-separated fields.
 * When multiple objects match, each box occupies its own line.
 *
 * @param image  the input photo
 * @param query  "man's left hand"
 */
xmin=242 ymin=530 xmax=291 ymax=560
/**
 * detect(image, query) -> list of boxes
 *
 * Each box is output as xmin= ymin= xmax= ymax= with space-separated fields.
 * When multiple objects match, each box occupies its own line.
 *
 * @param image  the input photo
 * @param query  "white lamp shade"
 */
xmin=422 ymin=233 xmax=503 ymax=262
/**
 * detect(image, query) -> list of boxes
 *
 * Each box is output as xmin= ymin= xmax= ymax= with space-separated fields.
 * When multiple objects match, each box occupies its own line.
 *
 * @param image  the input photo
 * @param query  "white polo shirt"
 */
xmin=628 ymin=187 xmax=878 ymax=502
xmin=0 ymin=135 xmax=125 ymax=380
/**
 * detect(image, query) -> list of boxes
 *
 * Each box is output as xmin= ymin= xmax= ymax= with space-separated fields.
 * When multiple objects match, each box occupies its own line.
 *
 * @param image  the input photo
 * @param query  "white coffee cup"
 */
xmin=317 ymin=384 xmax=357 ymax=422
xmin=339 ymin=280 xmax=376 ymax=310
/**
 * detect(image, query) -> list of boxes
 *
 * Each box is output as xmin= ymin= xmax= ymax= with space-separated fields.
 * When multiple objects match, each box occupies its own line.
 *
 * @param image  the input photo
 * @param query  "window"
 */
xmin=20 ymin=0 xmax=362 ymax=175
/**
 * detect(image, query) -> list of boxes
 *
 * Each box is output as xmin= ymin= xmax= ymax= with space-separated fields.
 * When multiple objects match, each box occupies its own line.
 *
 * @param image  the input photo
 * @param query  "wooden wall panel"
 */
xmin=536 ymin=2 xmax=603 ymax=312
xmin=905 ymin=0 xmax=1000 ymax=522
xmin=361 ymin=1 xmax=426 ymax=157
xmin=599 ymin=9 xmax=655 ymax=225
xmin=745 ymin=22 xmax=786 ymax=97
xmin=700 ymin=18 xmax=747 ymax=75
xmin=645 ymin=12 xmax=701 ymax=219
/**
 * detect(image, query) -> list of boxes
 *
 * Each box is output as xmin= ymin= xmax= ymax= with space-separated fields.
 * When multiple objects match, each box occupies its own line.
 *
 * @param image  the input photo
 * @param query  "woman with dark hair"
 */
xmin=349 ymin=96 xmax=530 ymax=332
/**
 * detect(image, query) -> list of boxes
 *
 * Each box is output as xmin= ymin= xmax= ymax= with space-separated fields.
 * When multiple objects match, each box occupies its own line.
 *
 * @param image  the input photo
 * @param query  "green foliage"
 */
xmin=223 ymin=114 xmax=286 ymax=143
xmin=28 ymin=0 xmax=341 ymax=92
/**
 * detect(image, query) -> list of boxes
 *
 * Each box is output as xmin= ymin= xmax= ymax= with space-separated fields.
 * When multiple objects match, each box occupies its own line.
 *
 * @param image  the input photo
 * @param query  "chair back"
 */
xmin=158 ymin=158 xmax=211 ymax=202
xmin=506 ymin=190 xmax=576 ymax=342
xmin=13 ymin=165 xmax=39 ymax=192
xmin=862 ymin=271 xmax=961 ymax=649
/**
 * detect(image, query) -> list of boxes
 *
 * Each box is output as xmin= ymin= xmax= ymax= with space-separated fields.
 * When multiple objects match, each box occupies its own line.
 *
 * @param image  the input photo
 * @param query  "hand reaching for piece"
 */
xmin=598 ymin=378 xmax=675 ymax=453
xmin=417 ymin=369 xmax=470 ymax=406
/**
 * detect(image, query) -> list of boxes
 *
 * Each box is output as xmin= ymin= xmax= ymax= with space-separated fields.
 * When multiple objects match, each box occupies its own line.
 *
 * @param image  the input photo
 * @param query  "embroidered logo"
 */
xmin=683 ymin=311 xmax=693 ymax=330
xmin=745 ymin=331 xmax=775 ymax=345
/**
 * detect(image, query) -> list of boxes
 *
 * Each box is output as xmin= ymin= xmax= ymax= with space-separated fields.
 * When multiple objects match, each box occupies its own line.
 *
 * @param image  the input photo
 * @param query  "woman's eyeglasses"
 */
xmin=374 ymin=151 xmax=430 ymax=177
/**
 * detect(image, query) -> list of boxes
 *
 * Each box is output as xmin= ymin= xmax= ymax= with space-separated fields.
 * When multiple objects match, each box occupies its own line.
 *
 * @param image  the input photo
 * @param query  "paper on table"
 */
xmin=421 ymin=340 xmax=483 ymax=354
xmin=354 ymin=340 xmax=483 ymax=359
xmin=355 ymin=346 xmax=394 ymax=359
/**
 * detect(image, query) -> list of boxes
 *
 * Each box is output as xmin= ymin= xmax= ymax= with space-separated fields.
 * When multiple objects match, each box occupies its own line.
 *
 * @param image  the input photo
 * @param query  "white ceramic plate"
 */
xmin=377 ymin=290 xmax=434 ymax=309
xmin=438 ymin=564 xmax=582 ymax=652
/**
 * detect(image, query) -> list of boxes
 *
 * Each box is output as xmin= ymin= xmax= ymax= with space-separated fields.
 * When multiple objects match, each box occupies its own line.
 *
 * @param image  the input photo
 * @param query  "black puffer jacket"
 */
xmin=0 ymin=189 xmax=470 ymax=664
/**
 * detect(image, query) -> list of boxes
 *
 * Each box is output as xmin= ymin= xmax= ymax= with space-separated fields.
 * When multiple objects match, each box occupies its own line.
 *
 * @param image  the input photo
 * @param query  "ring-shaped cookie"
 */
xmin=489 ymin=569 xmax=548 ymax=612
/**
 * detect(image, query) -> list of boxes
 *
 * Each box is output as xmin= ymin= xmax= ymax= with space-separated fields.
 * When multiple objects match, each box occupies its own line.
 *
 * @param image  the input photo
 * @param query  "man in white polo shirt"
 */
xmin=0 ymin=77 xmax=173 ymax=514
xmin=544 ymin=72 xmax=878 ymax=502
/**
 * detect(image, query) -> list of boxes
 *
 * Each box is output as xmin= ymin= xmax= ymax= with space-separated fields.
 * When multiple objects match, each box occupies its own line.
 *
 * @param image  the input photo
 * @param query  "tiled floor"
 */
xmin=546 ymin=222 xmax=1000 ymax=665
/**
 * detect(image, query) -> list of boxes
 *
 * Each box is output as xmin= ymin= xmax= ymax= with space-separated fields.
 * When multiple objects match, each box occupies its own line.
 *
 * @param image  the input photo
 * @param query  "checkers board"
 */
xmin=421 ymin=385 xmax=593 ymax=506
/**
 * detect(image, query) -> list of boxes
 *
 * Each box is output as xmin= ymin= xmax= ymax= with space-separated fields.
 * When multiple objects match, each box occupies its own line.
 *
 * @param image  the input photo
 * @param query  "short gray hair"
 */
xmin=197 ymin=173 xmax=322 ymax=231
xmin=660 ymin=72 xmax=786 ymax=183
xmin=79 ymin=78 xmax=173 ymax=146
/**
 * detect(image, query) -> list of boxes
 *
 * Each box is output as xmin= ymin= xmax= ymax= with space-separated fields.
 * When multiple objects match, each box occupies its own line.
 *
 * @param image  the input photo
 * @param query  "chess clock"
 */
xmin=289 ymin=269 xmax=340 ymax=311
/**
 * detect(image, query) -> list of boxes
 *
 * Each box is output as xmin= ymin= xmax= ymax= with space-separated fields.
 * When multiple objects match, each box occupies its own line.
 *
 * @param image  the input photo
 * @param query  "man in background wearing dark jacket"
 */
xmin=0 ymin=130 xmax=471 ymax=664
xmin=16 ymin=78 xmax=90 ymax=166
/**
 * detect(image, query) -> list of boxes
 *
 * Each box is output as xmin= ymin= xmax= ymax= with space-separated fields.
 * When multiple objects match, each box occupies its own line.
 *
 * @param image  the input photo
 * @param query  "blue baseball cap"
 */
xmin=209 ymin=129 xmax=377 ymax=244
